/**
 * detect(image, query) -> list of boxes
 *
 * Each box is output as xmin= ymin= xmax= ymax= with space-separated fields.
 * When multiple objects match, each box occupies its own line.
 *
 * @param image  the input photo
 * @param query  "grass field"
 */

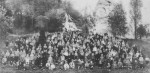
xmin=0 ymin=36 xmax=150 ymax=73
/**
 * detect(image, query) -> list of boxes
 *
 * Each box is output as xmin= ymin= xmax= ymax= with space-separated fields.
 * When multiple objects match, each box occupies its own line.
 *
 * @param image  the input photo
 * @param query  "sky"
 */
xmin=142 ymin=0 xmax=150 ymax=25
xmin=64 ymin=0 xmax=150 ymax=25
xmin=63 ymin=0 xmax=150 ymax=38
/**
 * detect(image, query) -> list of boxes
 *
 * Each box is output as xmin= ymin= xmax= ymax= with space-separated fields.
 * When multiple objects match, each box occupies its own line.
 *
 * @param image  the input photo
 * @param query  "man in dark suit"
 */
xmin=38 ymin=30 xmax=46 ymax=49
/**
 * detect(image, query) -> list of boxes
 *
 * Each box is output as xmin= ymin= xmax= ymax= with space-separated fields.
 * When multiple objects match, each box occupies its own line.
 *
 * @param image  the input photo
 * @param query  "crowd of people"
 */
xmin=1 ymin=31 xmax=150 ymax=71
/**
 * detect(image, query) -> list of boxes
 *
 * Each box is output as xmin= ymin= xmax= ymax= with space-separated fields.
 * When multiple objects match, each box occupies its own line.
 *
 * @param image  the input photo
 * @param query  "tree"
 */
xmin=5 ymin=0 xmax=64 ymax=33
xmin=35 ymin=8 xmax=65 ymax=32
xmin=5 ymin=0 xmax=24 ymax=14
xmin=35 ymin=15 xmax=48 ymax=30
xmin=0 ymin=5 xmax=14 ymax=39
xmin=63 ymin=1 xmax=95 ymax=35
xmin=130 ymin=0 xmax=142 ymax=39
xmin=4 ymin=0 xmax=95 ymax=34
xmin=137 ymin=25 xmax=147 ymax=39
xmin=33 ymin=0 xmax=61 ymax=16
xmin=108 ymin=4 xmax=127 ymax=37
xmin=5 ymin=0 xmax=35 ymax=32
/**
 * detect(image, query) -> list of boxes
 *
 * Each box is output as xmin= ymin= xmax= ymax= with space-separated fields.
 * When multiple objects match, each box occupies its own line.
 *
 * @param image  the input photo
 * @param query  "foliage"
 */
xmin=44 ymin=8 xmax=65 ymax=32
xmin=0 ymin=5 xmax=14 ymax=38
xmin=33 ymin=0 xmax=61 ymax=16
xmin=63 ymin=1 xmax=95 ymax=30
xmin=3 ymin=0 xmax=96 ymax=34
xmin=5 ymin=0 xmax=64 ymax=33
xmin=137 ymin=25 xmax=147 ymax=39
xmin=34 ymin=0 xmax=64 ymax=32
xmin=108 ymin=4 xmax=127 ymax=37
xmin=63 ymin=1 xmax=81 ymax=20
xmin=130 ymin=0 xmax=142 ymax=39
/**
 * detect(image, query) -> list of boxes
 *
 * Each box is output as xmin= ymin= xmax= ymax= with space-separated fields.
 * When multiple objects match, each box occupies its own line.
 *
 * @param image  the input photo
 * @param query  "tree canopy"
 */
xmin=4 ymin=0 xmax=65 ymax=33
xmin=130 ymin=0 xmax=142 ymax=39
xmin=108 ymin=4 xmax=127 ymax=37
xmin=137 ymin=24 xmax=147 ymax=39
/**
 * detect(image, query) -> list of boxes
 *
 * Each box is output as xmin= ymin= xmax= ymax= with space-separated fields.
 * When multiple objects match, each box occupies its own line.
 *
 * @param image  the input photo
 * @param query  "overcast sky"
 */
xmin=63 ymin=0 xmax=150 ymax=38
xmin=65 ymin=0 xmax=150 ymax=26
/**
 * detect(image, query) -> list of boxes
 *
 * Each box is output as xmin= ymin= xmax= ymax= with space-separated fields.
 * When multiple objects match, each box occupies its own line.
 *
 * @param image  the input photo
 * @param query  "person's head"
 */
xmin=10 ymin=48 xmax=13 ymax=51
xmin=26 ymin=54 xmax=29 ymax=57
xmin=6 ymin=50 xmax=9 ymax=52
xmin=133 ymin=44 xmax=136 ymax=47
xmin=16 ymin=49 xmax=19 ymax=51
xmin=92 ymin=53 xmax=94 ymax=56
xmin=65 ymin=60 xmax=67 ymax=64
xmin=139 ymin=54 xmax=143 ymax=57
xmin=113 ymin=61 xmax=117 ymax=64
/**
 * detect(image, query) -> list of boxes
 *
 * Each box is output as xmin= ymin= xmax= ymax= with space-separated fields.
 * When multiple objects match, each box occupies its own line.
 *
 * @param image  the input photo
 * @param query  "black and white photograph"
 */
xmin=0 ymin=0 xmax=150 ymax=73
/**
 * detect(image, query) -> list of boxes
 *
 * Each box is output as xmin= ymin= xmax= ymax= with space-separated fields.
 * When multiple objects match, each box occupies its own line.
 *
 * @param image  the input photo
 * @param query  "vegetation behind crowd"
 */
xmin=0 ymin=0 xmax=149 ymax=40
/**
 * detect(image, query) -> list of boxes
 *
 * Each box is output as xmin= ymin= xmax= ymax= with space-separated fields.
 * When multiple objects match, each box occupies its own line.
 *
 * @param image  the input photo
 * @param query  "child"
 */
xmin=84 ymin=61 xmax=89 ymax=68
xmin=69 ymin=60 xmax=75 ymax=69
xmin=89 ymin=60 xmax=94 ymax=69
xmin=112 ymin=61 xmax=117 ymax=69
xmin=2 ymin=56 xmax=7 ymax=65
xmin=50 ymin=63 xmax=56 ymax=70
xmin=98 ymin=59 xmax=103 ymax=68
xmin=118 ymin=59 xmax=123 ymax=69
xmin=139 ymin=55 xmax=144 ymax=68
xmin=64 ymin=60 xmax=69 ymax=70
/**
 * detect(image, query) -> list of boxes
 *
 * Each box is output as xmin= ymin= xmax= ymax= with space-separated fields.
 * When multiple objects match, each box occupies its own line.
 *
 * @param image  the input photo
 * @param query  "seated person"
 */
xmin=85 ymin=61 xmax=90 ymax=68
xmin=64 ymin=60 xmax=69 ymax=70
xmin=69 ymin=59 xmax=75 ymax=69
xmin=2 ymin=56 xmax=7 ymax=65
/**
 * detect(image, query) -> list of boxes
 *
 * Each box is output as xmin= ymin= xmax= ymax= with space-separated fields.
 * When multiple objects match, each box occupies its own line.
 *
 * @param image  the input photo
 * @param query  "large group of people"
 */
xmin=1 ymin=31 xmax=150 ymax=71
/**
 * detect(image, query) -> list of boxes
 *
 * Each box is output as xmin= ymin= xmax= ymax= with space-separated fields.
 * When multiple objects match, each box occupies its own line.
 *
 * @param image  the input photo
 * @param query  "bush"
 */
xmin=137 ymin=25 xmax=147 ymax=39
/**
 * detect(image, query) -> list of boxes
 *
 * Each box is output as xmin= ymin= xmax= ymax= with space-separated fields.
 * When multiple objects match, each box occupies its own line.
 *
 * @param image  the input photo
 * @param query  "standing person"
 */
xmin=38 ymin=30 xmax=46 ymax=48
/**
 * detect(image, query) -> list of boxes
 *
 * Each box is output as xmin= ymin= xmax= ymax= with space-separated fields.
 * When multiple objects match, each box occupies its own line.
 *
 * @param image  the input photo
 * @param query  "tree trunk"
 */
xmin=134 ymin=18 xmax=137 ymax=40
